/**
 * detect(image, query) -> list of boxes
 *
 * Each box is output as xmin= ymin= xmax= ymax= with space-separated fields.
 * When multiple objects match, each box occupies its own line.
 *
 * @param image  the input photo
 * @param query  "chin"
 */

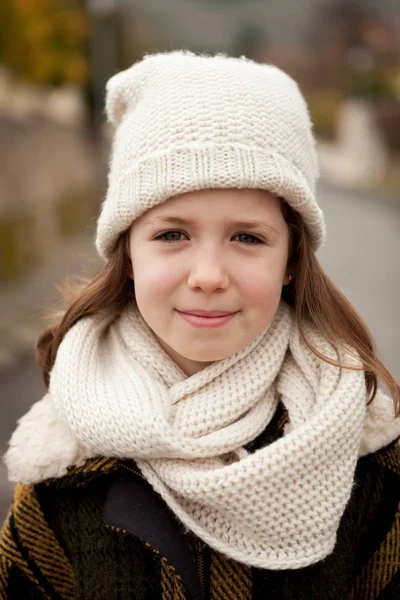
xmin=180 ymin=345 xmax=236 ymax=363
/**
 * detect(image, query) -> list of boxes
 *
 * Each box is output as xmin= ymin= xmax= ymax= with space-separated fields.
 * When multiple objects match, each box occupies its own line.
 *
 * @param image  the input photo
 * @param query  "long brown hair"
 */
xmin=36 ymin=200 xmax=399 ymax=416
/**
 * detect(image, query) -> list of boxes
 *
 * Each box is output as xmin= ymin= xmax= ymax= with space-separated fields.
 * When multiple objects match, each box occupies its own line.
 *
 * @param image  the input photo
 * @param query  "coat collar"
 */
xmin=104 ymin=468 xmax=204 ymax=600
xmin=45 ymin=458 xmax=205 ymax=599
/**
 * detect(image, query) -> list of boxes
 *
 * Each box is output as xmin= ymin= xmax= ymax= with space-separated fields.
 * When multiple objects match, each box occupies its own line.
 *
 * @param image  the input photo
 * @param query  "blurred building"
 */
xmin=116 ymin=0 xmax=400 ymax=80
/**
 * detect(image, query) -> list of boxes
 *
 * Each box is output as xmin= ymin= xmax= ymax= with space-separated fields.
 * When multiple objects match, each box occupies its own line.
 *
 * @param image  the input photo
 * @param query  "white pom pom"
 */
xmin=359 ymin=390 xmax=400 ymax=456
xmin=3 ymin=393 xmax=91 ymax=484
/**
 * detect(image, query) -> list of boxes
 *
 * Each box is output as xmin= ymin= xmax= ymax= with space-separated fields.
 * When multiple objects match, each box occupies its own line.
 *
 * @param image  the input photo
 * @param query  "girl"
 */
xmin=1 ymin=50 xmax=399 ymax=600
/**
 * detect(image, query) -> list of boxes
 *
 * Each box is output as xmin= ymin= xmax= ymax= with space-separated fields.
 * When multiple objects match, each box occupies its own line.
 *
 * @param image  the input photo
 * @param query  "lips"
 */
xmin=176 ymin=309 xmax=238 ymax=329
xmin=179 ymin=310 xmax=236 ymax=317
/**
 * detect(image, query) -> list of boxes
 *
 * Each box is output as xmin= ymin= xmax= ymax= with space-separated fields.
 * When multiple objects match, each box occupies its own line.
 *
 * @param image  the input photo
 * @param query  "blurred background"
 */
xmin=0 ymin=0 xmax=399 ymax=521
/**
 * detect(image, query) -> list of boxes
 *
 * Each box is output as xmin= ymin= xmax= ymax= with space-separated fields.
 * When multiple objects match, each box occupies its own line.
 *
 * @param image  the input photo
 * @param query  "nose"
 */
xmin=187 ymin=249 xmax=229 ymax=293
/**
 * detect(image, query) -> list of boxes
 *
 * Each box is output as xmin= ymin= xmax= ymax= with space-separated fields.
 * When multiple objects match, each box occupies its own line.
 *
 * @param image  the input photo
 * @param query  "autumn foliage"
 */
xmin=0 ymin=0 xmax=90 ymax=86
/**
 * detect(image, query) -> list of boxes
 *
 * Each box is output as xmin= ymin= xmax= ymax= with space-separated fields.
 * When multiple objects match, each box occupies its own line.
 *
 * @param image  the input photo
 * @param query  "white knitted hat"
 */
xmin=96 ymin=50 xmax=326 ymax=260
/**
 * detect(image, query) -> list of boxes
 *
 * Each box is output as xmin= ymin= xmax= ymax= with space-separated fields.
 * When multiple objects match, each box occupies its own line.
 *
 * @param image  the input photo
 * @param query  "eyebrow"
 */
xmin=146 ymin=216 xmax=280 ymax=235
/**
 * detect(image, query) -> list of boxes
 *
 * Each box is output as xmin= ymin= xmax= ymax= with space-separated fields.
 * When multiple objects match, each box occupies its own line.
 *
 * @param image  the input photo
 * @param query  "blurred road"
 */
xmin=0 ymin=183 xmax=399 ymax=523
xmin=0 ymin=357 xmax=46 ymax=522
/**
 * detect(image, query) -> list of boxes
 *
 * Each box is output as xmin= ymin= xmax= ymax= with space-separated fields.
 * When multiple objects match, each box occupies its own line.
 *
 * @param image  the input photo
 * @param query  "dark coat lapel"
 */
xmin=104 ymin=470 xmax=203 ymax=600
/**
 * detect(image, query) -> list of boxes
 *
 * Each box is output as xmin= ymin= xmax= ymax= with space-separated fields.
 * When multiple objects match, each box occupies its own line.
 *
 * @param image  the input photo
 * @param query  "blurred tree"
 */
xmin=0 ymin=0 xmax=90 ymax=87
xmin=230 ymin=23 xmax=269 ymax=60
xmin=310 ymin=0 xmax=399 ymax=95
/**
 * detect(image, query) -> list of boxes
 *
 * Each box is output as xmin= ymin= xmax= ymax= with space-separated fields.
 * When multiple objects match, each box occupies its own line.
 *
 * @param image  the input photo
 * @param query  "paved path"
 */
xmin=0 ymin=183 xmax=399 ymax=523
xmin=317 ymin=183 xmax=399 ymax=380
xmin=0 ymin=228 xmax=102 ymax=369
xmin=0 ymin=357 xmax=46 ymax=521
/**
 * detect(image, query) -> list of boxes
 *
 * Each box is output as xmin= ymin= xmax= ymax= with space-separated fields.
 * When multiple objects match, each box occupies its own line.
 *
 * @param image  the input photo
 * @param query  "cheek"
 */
xmin=243 ymin=281 xmax=281 ymax=317
xmin=133 ymin=253 xmax=182 ymax=303
xmin=238 ymin=259 xmax=285 ymax=307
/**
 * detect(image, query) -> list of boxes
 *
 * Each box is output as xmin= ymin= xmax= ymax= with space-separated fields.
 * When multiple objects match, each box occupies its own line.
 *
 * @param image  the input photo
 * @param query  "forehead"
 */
xmin=139 ymin=188 xmax=284 ymax=222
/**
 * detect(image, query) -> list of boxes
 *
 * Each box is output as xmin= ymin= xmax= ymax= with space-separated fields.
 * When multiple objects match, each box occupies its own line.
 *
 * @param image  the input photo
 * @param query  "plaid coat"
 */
xmin=1 ymin=403 xmax=399 ymax=600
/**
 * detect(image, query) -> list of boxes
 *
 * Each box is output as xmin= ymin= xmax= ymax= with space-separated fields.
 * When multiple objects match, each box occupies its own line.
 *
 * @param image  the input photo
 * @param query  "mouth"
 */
xmin=176 ymin=309 xmax=238 ymax=328
xmin=180 ymin=310 xmax=236 ymax=317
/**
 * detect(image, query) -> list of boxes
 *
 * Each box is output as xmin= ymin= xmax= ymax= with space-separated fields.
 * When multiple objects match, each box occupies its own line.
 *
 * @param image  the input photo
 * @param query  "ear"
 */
xmin=283 ymin=258 xmax=297 ymax=286
xmin=283 ymin=267 xmax=295 ymax=286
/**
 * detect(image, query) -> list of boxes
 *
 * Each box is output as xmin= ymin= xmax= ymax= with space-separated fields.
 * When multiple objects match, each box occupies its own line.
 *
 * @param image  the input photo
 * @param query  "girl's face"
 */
xmin=129 ymin=188 xmax=291 ymax=376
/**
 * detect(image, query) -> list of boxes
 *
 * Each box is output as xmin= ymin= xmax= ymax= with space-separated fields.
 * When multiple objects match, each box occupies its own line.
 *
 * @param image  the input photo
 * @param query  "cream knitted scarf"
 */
xmin=5 ymin=300 xmax=400 ymax=570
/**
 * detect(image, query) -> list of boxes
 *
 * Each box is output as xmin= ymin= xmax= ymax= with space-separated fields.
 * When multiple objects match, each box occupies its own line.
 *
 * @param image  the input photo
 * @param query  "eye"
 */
xmin=154 ymin=230 xmax=188 ymax=242
xmin=232 ymin=233 xmax=265 ymax=245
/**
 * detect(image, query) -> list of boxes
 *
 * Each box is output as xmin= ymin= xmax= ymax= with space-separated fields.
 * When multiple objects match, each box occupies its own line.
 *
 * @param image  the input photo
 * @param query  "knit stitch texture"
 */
xmin=5 ymin=300 xmax=400 ymax=571
xmin=95 ymin=50 xmax=326 ymax=260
